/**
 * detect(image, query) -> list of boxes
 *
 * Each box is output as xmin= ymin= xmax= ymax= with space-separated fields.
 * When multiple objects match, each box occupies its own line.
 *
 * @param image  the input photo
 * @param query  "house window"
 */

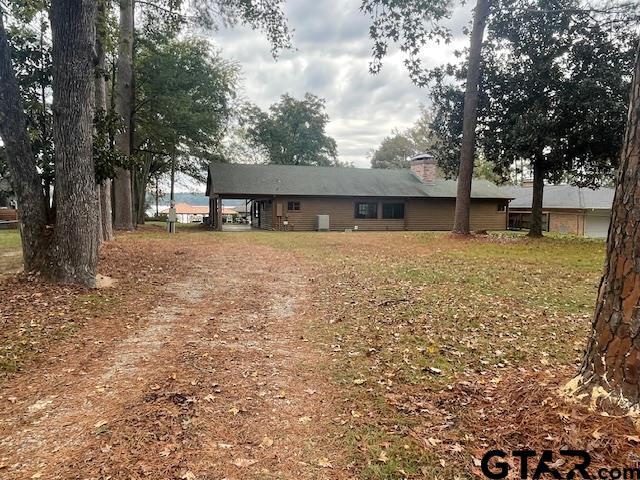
xmin=288 ymin=201 xmax=301 ymax=211
xmin=355 ymin=202 xmax=378 ymax=219
xmin=497 ymin=203 xmax=506 ymax=212
xmin=383 ymin=203 xmax=405 ymax=219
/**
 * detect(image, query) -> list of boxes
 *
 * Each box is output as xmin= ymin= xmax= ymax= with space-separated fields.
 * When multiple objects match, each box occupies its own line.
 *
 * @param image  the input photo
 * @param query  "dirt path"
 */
xmin=0 ymin=242 xmax=348 ymax=479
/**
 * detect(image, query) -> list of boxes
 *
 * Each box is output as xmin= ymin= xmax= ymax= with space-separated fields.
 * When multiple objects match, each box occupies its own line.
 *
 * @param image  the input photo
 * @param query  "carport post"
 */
xmin=208 ymin=197 xmax=215 ymax=229
xmin=216 ymin=197 xmax=222 ymax=231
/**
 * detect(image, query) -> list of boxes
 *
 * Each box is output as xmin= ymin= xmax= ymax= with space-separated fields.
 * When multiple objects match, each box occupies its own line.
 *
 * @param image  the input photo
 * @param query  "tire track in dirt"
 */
xmin=0 ymin=240 xmax=349 ymax=479
xmin=0 ymin=263 xmax=211 ymax=476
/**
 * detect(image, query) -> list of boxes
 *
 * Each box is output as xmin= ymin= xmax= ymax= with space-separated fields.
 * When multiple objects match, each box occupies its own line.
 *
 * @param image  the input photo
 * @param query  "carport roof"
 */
xmin=206 ymin=163 xmax=511 ymax=199
xmin=504 ymin=185 xmax=614 ymax=210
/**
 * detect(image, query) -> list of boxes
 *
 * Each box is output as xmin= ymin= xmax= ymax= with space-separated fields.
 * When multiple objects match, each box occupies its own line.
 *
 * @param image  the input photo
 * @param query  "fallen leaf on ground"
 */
xmin=316 ymin=458 xmax=333 ymax=468
xmin=233 ymin=458 xmax=258 ymax=468
xmin=259 ymin=436 xmax=274 ymax=448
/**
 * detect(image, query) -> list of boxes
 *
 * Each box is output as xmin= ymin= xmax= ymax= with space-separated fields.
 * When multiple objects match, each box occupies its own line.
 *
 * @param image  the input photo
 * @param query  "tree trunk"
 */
xmin=0 ymin=9 xmax=49 ymax=271
xmin=95 ymin=0 xmax=114 ymax=242
xmin=567 ymin=43 xmax=640 ymax=409
xmin=452 ymin=0 xmax=490 ymax=235
xmin=155 ymin=176 xmax=159 ymax=217
xmin=39 ymin=13 xmax=53 ymax=224
xmin=100 ymin=179 xmax=114 ymax=240
xmin=49 ymin=0 xmax=98 ymax=287
xmin=96 ymin=183 xmax=103 ymax=245
xmin=113 ymin=0 xmax=134 ymax=231
xmin=528 ymin=156 xmax=545 ymax=237
xmin=135 ymin=155 xmax=151 ymax=225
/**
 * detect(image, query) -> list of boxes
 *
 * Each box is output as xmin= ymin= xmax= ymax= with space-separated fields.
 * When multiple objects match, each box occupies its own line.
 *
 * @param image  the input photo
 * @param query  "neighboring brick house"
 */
xmin=205 ymin=155 xmax=512 ymax=232
xmin=504 ymin=184 xmax=614 ymax=238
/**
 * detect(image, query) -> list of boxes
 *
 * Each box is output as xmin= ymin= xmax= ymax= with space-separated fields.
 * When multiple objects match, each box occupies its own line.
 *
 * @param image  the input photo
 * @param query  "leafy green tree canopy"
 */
xmin=370 ymin=108 xmax=438 ymax=169
xmin=370 ymin=133 xmax=416 ymax=169
xmin=245 ymin=93 xmax=340 ymax=167
xmin=135 ymin=36 xmax=239 ymax=181
xmin=360 ymin=0 xmax=452 ymax=85
xmin=190 ymin=0 xmax=292 ymax=55
xmin=430 ymin=0 xmax=637 ymax=186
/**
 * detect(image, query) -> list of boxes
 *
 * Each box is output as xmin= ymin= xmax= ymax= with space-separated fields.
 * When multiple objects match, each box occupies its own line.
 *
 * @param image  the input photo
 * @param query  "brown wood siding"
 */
xmin=257 ymin=196 xmax=506 ymax=231
xmin=470 ymin=199 xmax=508 ymax=231
xmin=406 ymin=198 xmax=506 ymax=231
xmin=274 ymin=197 xmax=404 ymax=231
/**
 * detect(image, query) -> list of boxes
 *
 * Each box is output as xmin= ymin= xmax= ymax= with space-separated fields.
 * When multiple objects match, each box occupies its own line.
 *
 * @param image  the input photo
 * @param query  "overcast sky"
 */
xmin=206 ymin=0 xmax=473 ymax=169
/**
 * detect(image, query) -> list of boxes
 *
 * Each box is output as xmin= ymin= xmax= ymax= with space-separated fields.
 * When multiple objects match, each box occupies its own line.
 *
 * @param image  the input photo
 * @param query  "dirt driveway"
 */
xmin=0 ymin=236 xmax=349 ymax=479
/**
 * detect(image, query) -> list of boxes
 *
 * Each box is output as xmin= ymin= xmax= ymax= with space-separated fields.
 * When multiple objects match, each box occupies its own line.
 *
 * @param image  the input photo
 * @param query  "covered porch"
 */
xmin=208 ymin=196 xmax=267 ymax=231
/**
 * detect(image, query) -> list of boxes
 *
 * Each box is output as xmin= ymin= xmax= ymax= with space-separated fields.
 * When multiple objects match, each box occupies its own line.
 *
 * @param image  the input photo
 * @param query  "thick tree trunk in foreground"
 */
xmin=452 ymin=0 xmax=490 ymax=235
xmin=0 ymin=10 xmax=49 ymax=271
xmin=528 ymin=157 xmax=545 ymax=237
xmin=49 ymin=0 xmax=98 ymax=287
xmin=95 ymin=0 xmax=114 ymax=242
xmin=567 ymin=44 xmax=640 ymax=409
xmin=113 ymin=0 xmax=134 ymax=230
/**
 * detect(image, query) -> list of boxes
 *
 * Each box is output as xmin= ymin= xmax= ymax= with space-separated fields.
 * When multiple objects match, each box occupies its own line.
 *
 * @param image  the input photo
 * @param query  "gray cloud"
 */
xmin=207 ymin=0 xmax=473 ymax=168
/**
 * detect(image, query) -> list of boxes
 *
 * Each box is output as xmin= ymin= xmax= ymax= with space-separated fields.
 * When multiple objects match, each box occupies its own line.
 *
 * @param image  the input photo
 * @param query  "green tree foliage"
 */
xmin=190 ymin=0 xmax=292 ymax=55
xmin=481 ymin=0 xmax=636 ymax=187
xmin=142 ymin=0 xmax=292 ymax=55
xmin=432 ymin=0 xmax=636 ymax=182
xmin=430 ymin=0 xmax=636 ymax=235
xmin=4 ymin=4 xmax=122 ymax=213
xmin=135 ymin=37 xmax=239 ymax=178
xmin=370 ymin=108 xmax=438 ymax=169
xmin=131 ymin=36 xmax=238 ymax=220
xmin=370 ymin=133 xmax=416 ymax=169
xmin=5 ymin=12 xmax=53 ymax=208
xmin=360 ymin=0 xmax=451 ymax=85
xmin=245 ymin=93 xmax=340 ymax=167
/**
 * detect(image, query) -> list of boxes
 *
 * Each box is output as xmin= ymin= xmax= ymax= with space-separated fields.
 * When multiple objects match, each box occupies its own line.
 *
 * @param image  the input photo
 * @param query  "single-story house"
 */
xmin=205 ymin=155 xmax=512 ymax=232
xmin=232 ymin=202 xmax=252 ymax=222
xmin=504 ymin=184 xmax=614 ymax=238
xmin=221 ymin=206 xmax=239 ymax=223
xmin=162 ymin=203 xmax=209 ymax=223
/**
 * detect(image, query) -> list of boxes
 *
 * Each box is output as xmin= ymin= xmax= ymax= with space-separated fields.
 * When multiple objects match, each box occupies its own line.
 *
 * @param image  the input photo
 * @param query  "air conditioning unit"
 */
xmin=317 ymin=215 xmax=330 ymax=231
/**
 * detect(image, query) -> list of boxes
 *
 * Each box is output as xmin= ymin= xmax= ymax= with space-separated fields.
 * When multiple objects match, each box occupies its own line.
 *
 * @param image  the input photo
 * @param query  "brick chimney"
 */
xmin=410 ymin=154 xmax=438 ymax=183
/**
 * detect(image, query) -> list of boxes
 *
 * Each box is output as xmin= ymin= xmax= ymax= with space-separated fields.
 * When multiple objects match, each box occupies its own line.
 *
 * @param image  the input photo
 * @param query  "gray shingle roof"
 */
xmin=207 ymin=163 xmax=511 ymax=199
xmin=504 ymin=184 xmax=614 ymax=210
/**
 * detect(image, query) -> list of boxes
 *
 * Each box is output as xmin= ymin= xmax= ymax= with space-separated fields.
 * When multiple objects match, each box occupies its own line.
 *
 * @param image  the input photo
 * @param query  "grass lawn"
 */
xmin=240 ymin=231 xmax=611 ymax=478
xmin=0 ymin=229 xmax=22 ymax=278
xmin=2 ymin=227 xmax=629 ymax=479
